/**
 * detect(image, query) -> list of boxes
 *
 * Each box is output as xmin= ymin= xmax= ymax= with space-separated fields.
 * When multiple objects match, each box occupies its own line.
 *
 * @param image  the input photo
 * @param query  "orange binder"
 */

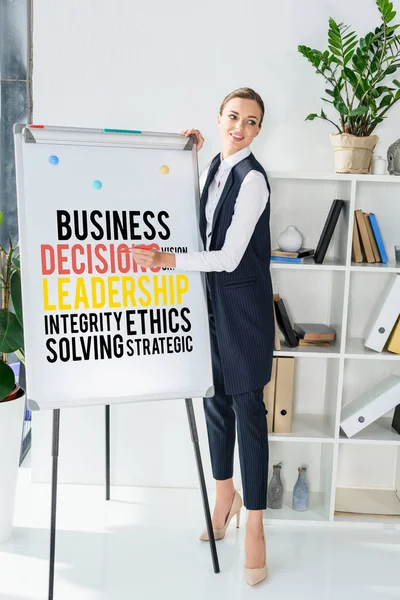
xmin=387 ymin=316 xmax=400 ymax=355
xmin=352 ymin=218 xmax=363 ymax=263
xmin=355 ymin=210 xmax=375 ymax=263
xmin=273 ymin=357 xmax=295 ymax=433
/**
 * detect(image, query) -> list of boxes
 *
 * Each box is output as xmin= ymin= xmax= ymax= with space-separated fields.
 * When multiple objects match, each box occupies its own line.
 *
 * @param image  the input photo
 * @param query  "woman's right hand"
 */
xmin=180 ymin=129 xmax=204 ymax=151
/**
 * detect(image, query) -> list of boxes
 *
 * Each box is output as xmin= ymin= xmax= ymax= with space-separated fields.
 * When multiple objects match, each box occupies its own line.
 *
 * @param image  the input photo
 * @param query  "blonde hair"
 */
xmin=219 ymin=88 xmax=265 ymax=127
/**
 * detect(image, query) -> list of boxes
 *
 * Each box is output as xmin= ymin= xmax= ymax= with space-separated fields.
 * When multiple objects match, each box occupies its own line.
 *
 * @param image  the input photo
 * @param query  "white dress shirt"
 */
xmin=174 ymin=146 xmax=269 ymax=272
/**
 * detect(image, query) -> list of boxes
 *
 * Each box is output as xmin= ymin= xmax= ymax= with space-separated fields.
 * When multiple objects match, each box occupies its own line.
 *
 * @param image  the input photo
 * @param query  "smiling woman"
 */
xmin=181 ymin=88 xmax=272 ymax=586
xmin=132 ymin=88 xmax=272 ymax=585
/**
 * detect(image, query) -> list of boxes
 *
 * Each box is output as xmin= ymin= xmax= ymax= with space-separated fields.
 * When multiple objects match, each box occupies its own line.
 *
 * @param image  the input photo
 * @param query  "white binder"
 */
xmin=364 ymin=274 xmax=400 ymax=352
xmin=340 ymin=375 xmax=400 ymax=437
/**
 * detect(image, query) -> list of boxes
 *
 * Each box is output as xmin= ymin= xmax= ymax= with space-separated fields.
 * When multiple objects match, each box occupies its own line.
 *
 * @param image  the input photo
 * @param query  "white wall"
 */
xmin=31 ymin=0 xmax=400 ymax=486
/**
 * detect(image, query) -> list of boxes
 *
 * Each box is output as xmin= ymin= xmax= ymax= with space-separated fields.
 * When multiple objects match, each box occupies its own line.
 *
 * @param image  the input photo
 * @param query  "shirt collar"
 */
xmin=219 ymin=146 xmax=251 ymax=172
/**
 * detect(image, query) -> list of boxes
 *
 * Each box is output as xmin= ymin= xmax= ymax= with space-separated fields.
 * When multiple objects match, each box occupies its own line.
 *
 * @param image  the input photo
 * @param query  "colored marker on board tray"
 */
xmin=118 ymin=244 xmax=154 ymax=253
xmin=103 ymin=128 xmax=142 ymax=134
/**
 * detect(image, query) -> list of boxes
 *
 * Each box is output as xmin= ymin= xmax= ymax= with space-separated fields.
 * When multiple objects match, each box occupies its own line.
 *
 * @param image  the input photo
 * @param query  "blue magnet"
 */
xmin=48 ymin=155 xmax=59 ymax=165
xmin=92 ymin=180 xmax=103 ymax=190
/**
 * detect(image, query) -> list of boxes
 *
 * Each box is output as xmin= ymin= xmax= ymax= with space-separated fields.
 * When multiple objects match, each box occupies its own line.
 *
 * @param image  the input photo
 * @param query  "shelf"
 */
xmin=270 ymin=414 xmax=334 ymax=443
xmin=267 ymin=171 xmax=400 ymax=526
xmin=275 ymin=343 xmax=340 ymax=359
xmin=356 ymin=174 xmax=400 ymax=184
xmin=335 ymin=487 xmax=400 ymax=517
xmin=345 ymin=338 xmax=400 ymax=360
xmin=272 ymin=260 xmax=399 ymax=273
xmin=271 ymin=257 xmax=345 ymax=271
xmin=271 ymin=260 xmax=399 ymax=274
xmin=264 ymin=491 xmax=329 ymax=523
xmin=334 ymin=513 xmax=400 ymax=527
xmin=269 ymin=170 xmax=351 ymax=181
xmin=339 ymin=418 xmax=400 ymax=445
xmin=269 ymin=171 xmax=400 ymax=183
xmin=350 ymin=261 xmax=400 ymax=273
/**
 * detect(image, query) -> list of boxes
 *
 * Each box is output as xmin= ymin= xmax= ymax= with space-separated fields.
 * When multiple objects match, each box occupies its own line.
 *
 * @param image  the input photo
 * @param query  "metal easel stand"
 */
xmin=104 ymin=401 xmax=219 ymax=573
xmin=48 ymin=400 xmax=219 ymax=598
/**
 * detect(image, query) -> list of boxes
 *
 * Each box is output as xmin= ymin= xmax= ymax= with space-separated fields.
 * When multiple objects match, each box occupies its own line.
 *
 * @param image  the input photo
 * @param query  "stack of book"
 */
xmin=271 ymin=248 xmax=315 ymax=263
xmin=273 ymin=294 xmax=337 ymax=349
xmin=293 ymin=323 xmax=336 ymax=347
xmin=352 ymin=209 xmax=388 ymax=264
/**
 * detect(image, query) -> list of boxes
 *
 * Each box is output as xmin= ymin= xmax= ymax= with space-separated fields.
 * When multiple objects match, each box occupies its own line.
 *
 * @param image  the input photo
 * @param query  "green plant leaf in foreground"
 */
xmin=0 ymin=360 xmax=15 ymax=401
xmin=10 ymin=271 xmax=23 ymax=328
xmin=0 ymin=309 xmax=24 ymax=354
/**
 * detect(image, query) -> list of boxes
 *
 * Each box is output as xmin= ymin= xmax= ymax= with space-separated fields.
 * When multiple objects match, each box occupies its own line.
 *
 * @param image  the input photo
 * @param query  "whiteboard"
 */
xmin=13 ymin=125 xmax=214 ymax=410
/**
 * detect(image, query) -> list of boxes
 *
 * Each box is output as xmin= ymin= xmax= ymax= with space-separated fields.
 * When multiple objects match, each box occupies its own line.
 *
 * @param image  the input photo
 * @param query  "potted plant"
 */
xmin=299 ymin=0 xmax=400 ymax=173
xmin=0 ymin=210 xmax=25 ymax=543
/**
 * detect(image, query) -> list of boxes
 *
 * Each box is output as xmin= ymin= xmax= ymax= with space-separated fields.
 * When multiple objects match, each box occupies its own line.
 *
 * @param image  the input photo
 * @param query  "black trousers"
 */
xmin=204 ymin=288 xmax=269 ymax=510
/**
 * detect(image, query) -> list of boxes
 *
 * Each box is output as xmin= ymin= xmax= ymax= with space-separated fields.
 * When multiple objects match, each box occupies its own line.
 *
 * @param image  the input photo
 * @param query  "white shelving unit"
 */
xmin=263 ymin=171 xmax=400 ymax=529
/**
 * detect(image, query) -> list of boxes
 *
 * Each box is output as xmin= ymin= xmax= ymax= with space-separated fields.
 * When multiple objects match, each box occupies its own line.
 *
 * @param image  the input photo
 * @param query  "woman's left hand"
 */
xmin=132 ymin=248 xmax=176 ymax=268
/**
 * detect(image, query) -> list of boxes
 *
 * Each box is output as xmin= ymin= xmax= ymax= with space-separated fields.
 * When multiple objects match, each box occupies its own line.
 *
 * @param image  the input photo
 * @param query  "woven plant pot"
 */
xmin=330 ymin=133 xmax=379 ymax=174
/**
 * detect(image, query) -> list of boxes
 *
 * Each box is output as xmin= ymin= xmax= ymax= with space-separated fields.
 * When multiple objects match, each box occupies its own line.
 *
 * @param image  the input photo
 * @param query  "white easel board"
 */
xmin=14 ymin=125 xmax=213 ymax=410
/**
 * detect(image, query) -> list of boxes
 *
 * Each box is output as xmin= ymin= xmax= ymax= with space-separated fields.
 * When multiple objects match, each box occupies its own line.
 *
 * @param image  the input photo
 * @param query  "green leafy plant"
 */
xmin=299 ymin=0 xmax=400 ymax=136
xmin=0 ymin=211 xmax=24 ymax=402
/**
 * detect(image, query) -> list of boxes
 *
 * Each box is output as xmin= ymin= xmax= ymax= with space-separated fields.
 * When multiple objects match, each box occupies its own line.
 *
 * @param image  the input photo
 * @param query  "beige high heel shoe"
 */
xmin=199 ymin=490 xmax=242 ymax=541
xmin=244 ymin=534 xmax=268 ymax=586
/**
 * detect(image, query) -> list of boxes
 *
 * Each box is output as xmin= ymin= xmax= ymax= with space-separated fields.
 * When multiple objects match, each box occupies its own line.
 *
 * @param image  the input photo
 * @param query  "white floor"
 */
xmin=1 ymin=459 xmax=400 ymax=599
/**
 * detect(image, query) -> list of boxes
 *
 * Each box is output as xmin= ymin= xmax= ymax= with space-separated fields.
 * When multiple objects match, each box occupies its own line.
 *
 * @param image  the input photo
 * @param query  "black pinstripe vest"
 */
xmin=200 ymin=152 xmax=274 ymax=395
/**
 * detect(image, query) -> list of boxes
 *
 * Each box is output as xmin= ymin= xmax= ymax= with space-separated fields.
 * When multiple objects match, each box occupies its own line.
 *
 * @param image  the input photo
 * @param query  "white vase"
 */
xmin=277 ymin=226 xmax=303 ymax=252
xmin=371 ymin=155 xmax=387 ymax=175
xmin=0 ymin=392 xmax=25 ymax=543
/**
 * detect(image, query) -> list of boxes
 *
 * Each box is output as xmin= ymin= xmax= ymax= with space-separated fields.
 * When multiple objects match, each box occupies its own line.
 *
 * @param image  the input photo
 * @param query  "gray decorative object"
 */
xmin=267 ymin=463 xmax=284 ymax=509
xmin=371 ymin=155 xmax=387 ymax=175
xmin=292 ymin=467 xmax=309 ymax=512
xmin=277 ymin=226 xmax=303 ymax=252
xmin=387 ymin=139 xmax=400 ymax=175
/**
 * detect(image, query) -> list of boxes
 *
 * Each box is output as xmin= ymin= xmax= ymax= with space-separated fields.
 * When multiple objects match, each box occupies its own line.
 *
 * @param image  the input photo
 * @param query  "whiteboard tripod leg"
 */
xmin=48 ymin=409 xmax=60 ymax=600
xmin=185 ymin=398 xmax=220 ymax=574
xmin=105 ymin=405 xmax=110 ymax=500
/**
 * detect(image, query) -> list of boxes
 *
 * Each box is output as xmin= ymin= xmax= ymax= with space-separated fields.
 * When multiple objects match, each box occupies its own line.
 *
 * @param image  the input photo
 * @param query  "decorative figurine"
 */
xmin=387 ymin=139 xmax=400 ymax=175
